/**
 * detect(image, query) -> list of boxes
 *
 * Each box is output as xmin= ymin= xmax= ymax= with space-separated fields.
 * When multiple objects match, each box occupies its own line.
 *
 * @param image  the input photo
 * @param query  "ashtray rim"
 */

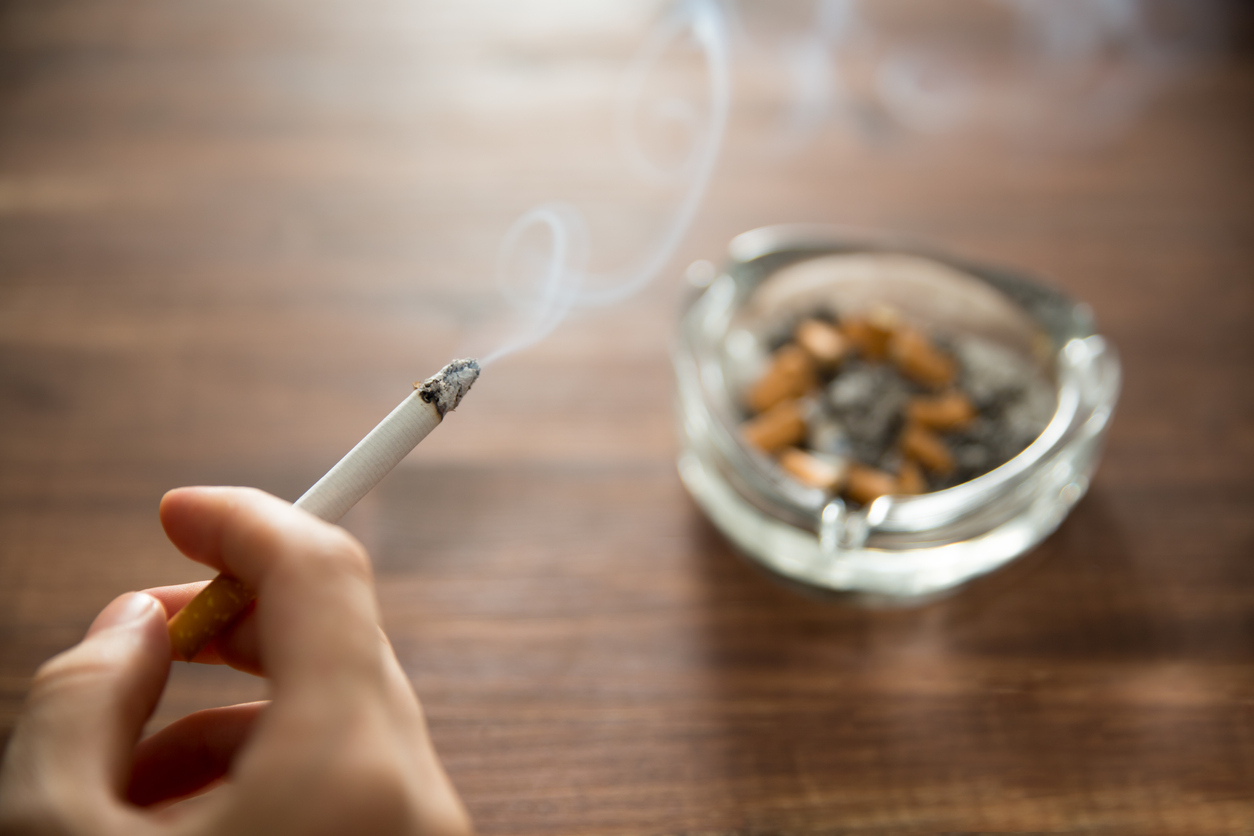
xmin=673 ymin=223 xmax=1122 ymax=601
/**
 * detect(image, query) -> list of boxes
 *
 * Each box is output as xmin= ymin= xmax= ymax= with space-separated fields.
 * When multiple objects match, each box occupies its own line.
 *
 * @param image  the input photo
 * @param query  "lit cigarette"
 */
xmin=167 ymin=358 xmax=481 ymax=662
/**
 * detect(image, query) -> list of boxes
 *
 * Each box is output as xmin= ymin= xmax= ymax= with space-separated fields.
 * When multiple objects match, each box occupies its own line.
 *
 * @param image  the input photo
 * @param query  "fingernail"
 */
xmin=87 ymin=592 xmax=161 ymax=637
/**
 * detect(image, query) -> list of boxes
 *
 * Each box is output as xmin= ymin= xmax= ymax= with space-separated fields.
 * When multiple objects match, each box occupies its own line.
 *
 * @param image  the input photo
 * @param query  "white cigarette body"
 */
xmin=166 ymin=358 xmax=480 ymax=661
xmin=296 ymin=357 xmax=480 ymax=522
xmin=295 ymin=390 xmax=441 ymax=523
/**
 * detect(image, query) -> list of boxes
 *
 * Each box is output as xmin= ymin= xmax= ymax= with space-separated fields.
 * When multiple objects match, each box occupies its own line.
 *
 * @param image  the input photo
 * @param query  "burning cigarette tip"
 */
xmin=417 ymin=358 xmax=480 ymax=416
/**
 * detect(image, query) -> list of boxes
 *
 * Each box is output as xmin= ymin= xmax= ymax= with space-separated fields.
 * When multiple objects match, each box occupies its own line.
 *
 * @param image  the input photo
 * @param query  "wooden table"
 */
xmin=2 ymin=3 xmax=1251 ymax=833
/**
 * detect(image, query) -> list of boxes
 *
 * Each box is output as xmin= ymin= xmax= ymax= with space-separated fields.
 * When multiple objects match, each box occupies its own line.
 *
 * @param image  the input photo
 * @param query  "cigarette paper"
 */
xmin=779 ymin=447 xmax=846 ymax=493
xmin=746 ymin=345 xmax=817 ymax=413
xmin=794 ymin=319 xmax=848 ymax=369
xmin=167 ymin=359 xmax=480 ymax=662
xmin=843 ymin=463 xmax=897 ymax=506
xmin=890 ymin=328 xmax=956 ymax=388
xmin=742 ymin=399 xmax=807 ymax=453
xmin=907 ymin=391 xmax=976 ymax=431
xmin=901 ymin=422 xmax=955 ymax=475
xmin=895 ymin=459 xmax=927 ymax=495
xmin=841 ymin=306 xmax=898 ymax=361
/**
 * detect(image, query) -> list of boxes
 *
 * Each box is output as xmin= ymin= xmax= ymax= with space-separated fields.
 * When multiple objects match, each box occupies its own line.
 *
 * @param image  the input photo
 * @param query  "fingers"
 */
xmin=127 ymin=701 xmax=267 ymax=807
xmin=146 ymin=581 xmax=263 ymax=674
xmin=155 ymin=487 xmax=472 ymax=836
xmin=159 ymin=487 xmax=386 ymax=700
xmin=0 ymin=593 xmax=169 ymax=820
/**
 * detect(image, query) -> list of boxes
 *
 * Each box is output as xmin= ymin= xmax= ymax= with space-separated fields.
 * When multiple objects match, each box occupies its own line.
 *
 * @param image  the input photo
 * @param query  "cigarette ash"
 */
xmin=417 ymin=358 xmax=481 ymax=416
xmin=738 ymin=310 xmax=1052 ymax=507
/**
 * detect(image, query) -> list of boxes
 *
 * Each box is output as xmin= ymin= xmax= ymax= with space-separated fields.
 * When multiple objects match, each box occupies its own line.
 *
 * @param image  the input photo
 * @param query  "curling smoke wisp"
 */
xmin=470 ymin=0 xmax=731 ymax=367
xmin=462 ymin=0 xmax=1219 ymax=367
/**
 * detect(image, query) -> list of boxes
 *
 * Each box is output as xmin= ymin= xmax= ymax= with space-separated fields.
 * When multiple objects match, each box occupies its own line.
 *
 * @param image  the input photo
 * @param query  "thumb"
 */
xmin=1 ymin=593 xmax=171 ymax=812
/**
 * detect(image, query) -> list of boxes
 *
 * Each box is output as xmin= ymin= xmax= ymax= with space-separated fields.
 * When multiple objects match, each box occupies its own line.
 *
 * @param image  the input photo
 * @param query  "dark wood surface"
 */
xmin=2 ymin=2 xmax=1252 ymax=834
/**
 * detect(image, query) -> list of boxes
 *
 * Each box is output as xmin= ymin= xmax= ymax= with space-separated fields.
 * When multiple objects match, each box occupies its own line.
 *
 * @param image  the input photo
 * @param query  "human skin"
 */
xmin=0 ymin=486 xmax=473 ymax=836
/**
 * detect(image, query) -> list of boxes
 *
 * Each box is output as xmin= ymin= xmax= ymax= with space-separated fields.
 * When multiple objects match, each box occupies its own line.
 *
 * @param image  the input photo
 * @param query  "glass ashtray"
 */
xmin=673 ymin=225 xmax=1121 ymax=602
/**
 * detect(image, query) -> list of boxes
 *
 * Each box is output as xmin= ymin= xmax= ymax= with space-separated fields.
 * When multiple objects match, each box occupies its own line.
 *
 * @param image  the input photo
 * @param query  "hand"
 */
xmin=0 ymin=487 xmax=472 ymax=836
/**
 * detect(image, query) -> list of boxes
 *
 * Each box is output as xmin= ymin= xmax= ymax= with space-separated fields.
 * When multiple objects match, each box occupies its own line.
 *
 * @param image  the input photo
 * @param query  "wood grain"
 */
xmin=2 ymin=2 xmax=1252 ymax=834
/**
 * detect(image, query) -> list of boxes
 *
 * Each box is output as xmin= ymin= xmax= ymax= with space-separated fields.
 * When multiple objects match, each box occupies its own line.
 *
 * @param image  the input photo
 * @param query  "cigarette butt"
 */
xmin=746 ymin=344 xmax=818 ymax=413
xmin=841 ymin=306 xmax=898 ymax=361
xmin=742 ymin=399 xmax=807 ymax=453
xmin=896 ymin=458 xmax=927 ymax=495
xmin=843 ymin=463 xmax=897 ymax=506
xmin=794 ymin=319 xmax=848 ymax=369
xmin=167 ymin=574 xmax=254 ymax=661
xmin=901 ymin=422 xmax=955 ymax=475
xmin=907 ymin=390 xmax=976 ymax=431
xmin=779 ymin=447 xmax=846 ymax=492
xmin=889 ymin=328 xmax=956 ymax=388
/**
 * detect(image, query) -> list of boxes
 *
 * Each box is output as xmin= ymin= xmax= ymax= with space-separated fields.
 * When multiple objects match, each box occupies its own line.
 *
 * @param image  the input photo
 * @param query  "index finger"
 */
xmin=159 ymin=486 xmax=387 ymax=699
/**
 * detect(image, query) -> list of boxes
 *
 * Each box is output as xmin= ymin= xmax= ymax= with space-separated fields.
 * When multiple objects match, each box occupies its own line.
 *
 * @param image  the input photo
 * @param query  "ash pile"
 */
xmin=739 ymin=307 xmax=1054 ymax=507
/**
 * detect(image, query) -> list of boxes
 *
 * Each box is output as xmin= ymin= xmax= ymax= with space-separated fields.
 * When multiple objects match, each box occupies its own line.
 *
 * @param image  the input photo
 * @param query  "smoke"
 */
xmin=459 ymin=0 xmax=1221 ymax=367
xmin=465 ymin=0 xmax=731 ymax=367
xmin=476 ymin=202 xmax=590 ymax=368
xmin=728 ymin=0 xmax=1226 ymax=150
